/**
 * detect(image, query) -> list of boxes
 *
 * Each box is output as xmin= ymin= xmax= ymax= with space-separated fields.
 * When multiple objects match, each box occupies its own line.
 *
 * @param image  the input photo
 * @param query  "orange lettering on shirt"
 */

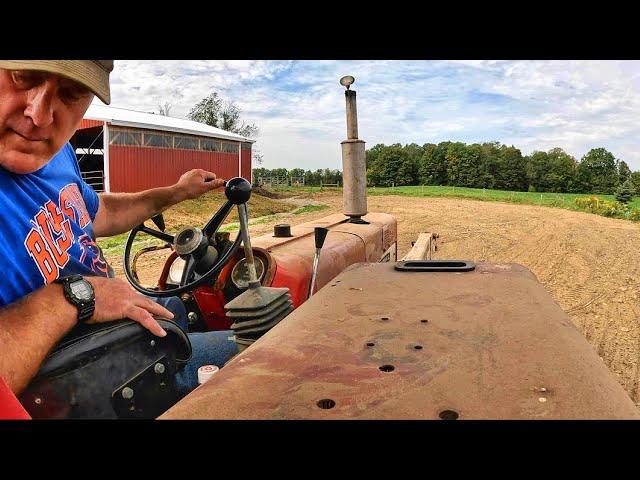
xmin=34 ymin=209 xmax=69 ymax=269
xmin=59 ymin=184 xmax=91 ymax=228
xmin=45 ymin=200 xmax=73 ymax=252
xmin=24 ymin=229 xmax=58 ymax=284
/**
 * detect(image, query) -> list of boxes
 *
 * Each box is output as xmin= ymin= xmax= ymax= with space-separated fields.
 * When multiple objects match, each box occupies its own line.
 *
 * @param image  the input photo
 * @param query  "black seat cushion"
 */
xmin=19 ymin=318 xmax=192 ymax=419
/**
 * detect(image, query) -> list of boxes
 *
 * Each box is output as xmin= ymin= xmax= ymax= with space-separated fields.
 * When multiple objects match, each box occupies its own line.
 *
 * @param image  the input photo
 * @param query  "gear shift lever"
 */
xmin=237 ymin=203 xmax=261 ymax=289
xmin=225 ymin=202 xmax=293 ymax=352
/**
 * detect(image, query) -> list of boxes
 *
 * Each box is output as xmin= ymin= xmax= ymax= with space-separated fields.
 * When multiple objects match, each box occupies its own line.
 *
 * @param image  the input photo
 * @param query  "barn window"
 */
xmin=222 ymin=142 xmax=239 ymax=154
xmin=106 ymin=126 xmax=242 ymax=154
xmin=174 ymin=135 xmax=199 ymax=150
xmin=201 ymin=139 xmax=221 ymax=152
xmin=110 ymin=128 xmax=142 ymax=146
xmin=144 ymin=132 xmax=173 ymax=148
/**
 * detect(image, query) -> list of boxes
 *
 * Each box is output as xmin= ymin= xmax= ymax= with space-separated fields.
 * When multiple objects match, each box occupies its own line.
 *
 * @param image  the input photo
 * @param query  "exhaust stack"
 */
xmin=340 ymin=75 xmax=368 ymax=224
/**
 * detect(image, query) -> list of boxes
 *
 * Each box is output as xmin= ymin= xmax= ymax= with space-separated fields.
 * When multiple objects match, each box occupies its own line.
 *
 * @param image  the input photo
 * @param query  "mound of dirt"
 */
xmin=252 ymin=185 xmax=291 ymax=199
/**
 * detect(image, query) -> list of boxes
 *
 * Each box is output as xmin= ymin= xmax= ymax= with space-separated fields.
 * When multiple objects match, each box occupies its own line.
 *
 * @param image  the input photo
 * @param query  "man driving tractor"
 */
xmin=0 ymin=60 xmax=239 ymax=407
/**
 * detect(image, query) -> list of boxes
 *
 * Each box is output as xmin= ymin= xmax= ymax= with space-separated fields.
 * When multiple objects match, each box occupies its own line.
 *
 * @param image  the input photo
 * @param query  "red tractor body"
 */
xmin=171 ymin=213 xmax=398 ymax=332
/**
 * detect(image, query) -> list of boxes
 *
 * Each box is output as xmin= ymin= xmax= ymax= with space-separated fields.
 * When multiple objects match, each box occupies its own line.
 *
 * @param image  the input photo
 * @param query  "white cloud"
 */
xmin=101 ymin=60 xmax=640 ymax=170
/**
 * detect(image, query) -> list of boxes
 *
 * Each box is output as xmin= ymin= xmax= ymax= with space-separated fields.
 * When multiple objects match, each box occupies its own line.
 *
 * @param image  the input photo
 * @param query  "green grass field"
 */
xmin=368 ymin=185 xmax=640 ymax=210
xmin=270 ymin=184 xmax=640 ymax=220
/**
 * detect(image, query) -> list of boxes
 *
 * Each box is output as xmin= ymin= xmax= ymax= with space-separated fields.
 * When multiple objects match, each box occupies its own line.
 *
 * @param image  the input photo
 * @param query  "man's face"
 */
xmin=0 ymin=68 xmax=94 ymax=174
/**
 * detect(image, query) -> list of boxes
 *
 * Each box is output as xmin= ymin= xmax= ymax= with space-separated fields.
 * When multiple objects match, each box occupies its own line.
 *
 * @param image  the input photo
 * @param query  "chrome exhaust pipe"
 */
xmin=340 ymin=75 xmax=368 ymax=224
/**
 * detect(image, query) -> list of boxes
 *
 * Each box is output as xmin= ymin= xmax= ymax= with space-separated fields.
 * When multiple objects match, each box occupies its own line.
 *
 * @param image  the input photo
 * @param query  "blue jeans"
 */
xmin=153 ymin=297 xmax=238 ymax=398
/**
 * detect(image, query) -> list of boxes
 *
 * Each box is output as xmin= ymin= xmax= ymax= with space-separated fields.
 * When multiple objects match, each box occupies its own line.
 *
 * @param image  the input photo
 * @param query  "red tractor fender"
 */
xmin=0 ymin=377 xmax=30 ymax=420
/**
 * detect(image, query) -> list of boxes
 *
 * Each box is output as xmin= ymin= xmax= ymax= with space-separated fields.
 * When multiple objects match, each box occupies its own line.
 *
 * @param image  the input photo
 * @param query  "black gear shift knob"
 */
xmin=224 ymin=177 xmax=252 ymax=205
xmin=314 ymin=227 xmax=329 ymax=249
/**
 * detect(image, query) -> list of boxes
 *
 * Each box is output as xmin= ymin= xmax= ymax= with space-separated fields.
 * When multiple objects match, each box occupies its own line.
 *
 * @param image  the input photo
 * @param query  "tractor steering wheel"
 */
xmin=123 ymin=177 xmax=252 ymax=298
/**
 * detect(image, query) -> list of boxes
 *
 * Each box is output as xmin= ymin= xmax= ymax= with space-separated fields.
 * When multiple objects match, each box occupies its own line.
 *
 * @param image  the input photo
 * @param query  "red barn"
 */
xmin=71 ymin=104 xmax=254 ymax=193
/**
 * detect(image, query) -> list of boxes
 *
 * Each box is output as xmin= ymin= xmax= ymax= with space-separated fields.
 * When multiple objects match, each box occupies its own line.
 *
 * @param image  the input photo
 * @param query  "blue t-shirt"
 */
xmin=0 ymin=143 xmax=110 ymax=307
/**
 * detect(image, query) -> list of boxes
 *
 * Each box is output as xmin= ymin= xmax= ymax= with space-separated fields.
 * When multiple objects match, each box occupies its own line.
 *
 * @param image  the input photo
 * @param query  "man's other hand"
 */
xmin=174 ymin=169 xmax=225 ymax=201
xmin=85 ymin=277 xmax=173 ymax=337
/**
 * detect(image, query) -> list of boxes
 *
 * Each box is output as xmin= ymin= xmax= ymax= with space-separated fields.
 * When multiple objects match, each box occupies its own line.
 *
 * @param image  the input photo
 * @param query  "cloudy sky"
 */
xmin=103 ymin=60 xmax=640 ymax=170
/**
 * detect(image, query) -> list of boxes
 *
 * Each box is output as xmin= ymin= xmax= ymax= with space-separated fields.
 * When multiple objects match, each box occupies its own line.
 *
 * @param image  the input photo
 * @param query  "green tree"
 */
xmin=494 ymin=145 xmax=527 ymax=191
xmin=618 ymin=160 xmax=631 ymax=185
xmin=365 ymin=144 xmax=387 ymax=186
xmin=546 ymin=148 xmax=576 ymax=192
xmin=188 ymin=91 xmax=261 ymax=165
xmin=574 ymin=148 xmax=618 ymax=194
xmin=478 ymin=142 xmax=501 ymax=189
xmin=446 ymin=142 xmax=482 ymax=188
xmin=397 ymin=144 xmax=421 ymax=185
xmin=188 ymin=92 xmax=259 ymax=138
xmin=254 ymin=167 xmax=274 ymax=185
xmin=367 ymin=144 xmax=412 ymax=186
xmin=289 ymin=168 xmax=305 ymax=178
xmin=615 ymin=179 xmax=634 ymax=203
xmin=418 ymin=142 xmax=449 ymax=185
xmin=305 ymin=170 xmax=320 ymax=186
xmin=629 ymin=171 xmax=640 ymax=194
xmin=526 ymin=151 xmax=550 ymax=192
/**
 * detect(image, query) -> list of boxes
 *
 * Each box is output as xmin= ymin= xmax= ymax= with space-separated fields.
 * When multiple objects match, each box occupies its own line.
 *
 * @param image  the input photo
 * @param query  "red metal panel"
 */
xmin=241 ymin=145 xmax=252 ymax=182
xmin=0 ymin=377 xmax=30 ymax=420
xmin=77 ymin=119 xmax=103 ymax=130
xmin=108 ymin=146 xmax=240 ymax=193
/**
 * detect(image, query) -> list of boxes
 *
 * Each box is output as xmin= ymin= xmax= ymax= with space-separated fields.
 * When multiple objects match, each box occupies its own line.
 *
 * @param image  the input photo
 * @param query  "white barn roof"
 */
xmin=84 ymin=104 xmax=254 ymax=143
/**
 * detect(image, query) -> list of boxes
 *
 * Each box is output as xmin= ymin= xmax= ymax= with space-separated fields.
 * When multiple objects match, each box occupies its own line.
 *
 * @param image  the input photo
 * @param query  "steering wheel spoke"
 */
xmin=180 ymin=255 xmax=196 ymax=286
xmin=137 ymin=224 xmax=175 ymax=244
xmin=203 ymin=201 xmax=234 ymax=238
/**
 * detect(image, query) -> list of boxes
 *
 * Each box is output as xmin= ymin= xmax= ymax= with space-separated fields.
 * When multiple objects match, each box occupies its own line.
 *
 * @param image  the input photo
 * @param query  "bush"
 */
xmin=615 ymin=179 xmax=634 ymax=204
xmin=574 ymin=196 xmax=640 ymax=220
xmin=629 ymin=210 xmax=640 ymax=221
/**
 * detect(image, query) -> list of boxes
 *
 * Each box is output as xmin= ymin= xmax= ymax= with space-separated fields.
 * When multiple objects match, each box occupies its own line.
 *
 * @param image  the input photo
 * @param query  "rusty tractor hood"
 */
xmin=162 ymin=262 xmax=639 ymax=420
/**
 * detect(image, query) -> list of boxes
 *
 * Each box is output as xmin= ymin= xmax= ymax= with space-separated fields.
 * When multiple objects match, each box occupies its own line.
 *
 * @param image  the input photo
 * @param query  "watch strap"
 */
xmin=54 ymin=275 xmax=95 ymax=323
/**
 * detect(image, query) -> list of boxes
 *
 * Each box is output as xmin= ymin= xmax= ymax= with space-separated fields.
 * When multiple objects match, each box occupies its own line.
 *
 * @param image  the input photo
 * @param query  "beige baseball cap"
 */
xmin=0 ymin=60 xmax=114 ymax=104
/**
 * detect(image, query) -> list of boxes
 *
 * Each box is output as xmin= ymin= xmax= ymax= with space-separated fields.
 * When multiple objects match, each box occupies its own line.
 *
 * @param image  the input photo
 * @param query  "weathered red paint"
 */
xmin=78 ymin=119 xmax=103 ymax=130
xmin=162 ymin=262 xmax=640 ymax=420
xmin=0 ymin=377 xmax=30 ymax=420
xmin=194 ymin=288 xmax=231 ymax=330
xmin=108 ymin=145 xmax=241 ymax=193
xmin=269 ymin=253 xmax=313 ymax=308
xmin=241 ymin=145 xmax=252 ymax=182
xmin=157 ymin=250 xmax=179 ymax=291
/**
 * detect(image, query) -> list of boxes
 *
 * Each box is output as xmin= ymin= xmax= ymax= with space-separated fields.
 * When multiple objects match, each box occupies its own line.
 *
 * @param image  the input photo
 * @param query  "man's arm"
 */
xmin=0 ymin=276 xmax=175 ymax=394
xmin=0 ymin=283 xmax=77 ymax=394
xmin=92 ymin=169 xmax=225 ymax=237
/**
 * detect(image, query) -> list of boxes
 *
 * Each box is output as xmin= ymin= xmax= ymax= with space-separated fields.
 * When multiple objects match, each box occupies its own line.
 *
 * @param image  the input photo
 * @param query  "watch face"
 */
xmin=70 ymin=281 xmax=93 ymax=301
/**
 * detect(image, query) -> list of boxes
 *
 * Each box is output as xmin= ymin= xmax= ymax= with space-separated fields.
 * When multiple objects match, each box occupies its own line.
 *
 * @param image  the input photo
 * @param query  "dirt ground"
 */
xmin=110 ymin=192 xmax=640 ymax=405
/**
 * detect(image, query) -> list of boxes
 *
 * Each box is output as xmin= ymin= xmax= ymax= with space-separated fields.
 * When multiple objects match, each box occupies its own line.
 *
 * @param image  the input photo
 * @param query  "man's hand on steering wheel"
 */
xmin=85 ymin=277 xmax=174 ymax=337
xmin=174 ymin=169 xmax=226 ymax=201
xmin=124 ymin=177 xmax=252 ymax=298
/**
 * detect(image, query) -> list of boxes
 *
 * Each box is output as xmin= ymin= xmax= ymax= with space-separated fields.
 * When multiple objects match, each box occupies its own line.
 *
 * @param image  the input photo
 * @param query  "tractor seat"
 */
xmin=19 ymin=319 xmax=191 ymax=419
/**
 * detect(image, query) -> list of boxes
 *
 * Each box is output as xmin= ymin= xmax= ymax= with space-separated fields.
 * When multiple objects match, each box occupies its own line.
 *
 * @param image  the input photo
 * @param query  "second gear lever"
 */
xmin=308 ymin=227 xmax=329 ymax=298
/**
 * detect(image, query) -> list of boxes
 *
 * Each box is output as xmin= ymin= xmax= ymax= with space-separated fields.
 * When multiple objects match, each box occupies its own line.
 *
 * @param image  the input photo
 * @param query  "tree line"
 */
xmin=253 ymin=168 xmax=343 ymax=187
xmin=366 ymin=142 xmax=640 ymax=195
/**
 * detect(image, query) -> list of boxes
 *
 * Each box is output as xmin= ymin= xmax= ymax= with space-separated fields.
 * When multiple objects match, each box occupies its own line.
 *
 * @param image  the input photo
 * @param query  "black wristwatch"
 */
xmin=54 ymin=275 xmax=96 ymax=323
